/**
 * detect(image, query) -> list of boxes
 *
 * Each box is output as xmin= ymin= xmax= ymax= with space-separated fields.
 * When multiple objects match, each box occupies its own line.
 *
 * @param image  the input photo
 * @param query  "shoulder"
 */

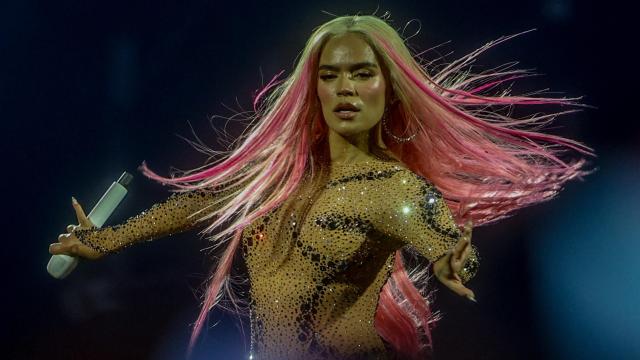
xmin=383 ymin=164 xmax=442 ymax=198
xmin=381 ymin=167 xmax=462 ymax=237
xmin=377 ymin=166 xmax=455 ymax=226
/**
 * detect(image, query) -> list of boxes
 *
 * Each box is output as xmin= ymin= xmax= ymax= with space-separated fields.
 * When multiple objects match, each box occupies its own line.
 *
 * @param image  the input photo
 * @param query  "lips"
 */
xmin=333 ymin=103 xmax=360 ymax=120
xmin=333 ymin=102 xmax=360 ymax=112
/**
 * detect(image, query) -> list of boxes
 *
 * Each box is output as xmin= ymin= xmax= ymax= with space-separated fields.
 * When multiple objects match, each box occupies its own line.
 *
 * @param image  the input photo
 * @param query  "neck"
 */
xmin=327 ymin=128 xmax=373 ymax=165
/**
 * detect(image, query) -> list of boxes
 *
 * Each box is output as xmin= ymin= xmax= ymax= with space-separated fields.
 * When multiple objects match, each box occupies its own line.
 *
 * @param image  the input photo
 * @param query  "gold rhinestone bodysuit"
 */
xmin=77 ymin=158 xmax=479 ymax=359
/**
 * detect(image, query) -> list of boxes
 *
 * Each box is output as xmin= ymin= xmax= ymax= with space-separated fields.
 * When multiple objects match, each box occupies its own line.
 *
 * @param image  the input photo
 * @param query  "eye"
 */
xmin=354 ymin=71 xmax=373 ymax=79
xmin=319 ymin=74 xmax=336 ymax=80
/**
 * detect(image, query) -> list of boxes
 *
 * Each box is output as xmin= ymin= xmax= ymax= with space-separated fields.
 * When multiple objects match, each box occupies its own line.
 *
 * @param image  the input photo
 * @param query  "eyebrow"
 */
xmin=318 ymin=62 xmax=379 ymax=72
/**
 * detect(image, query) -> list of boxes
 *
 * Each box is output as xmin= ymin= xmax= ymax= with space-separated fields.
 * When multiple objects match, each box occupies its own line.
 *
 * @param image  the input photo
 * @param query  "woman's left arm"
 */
xmin=376 ymin=171 xmax=479 ymax=299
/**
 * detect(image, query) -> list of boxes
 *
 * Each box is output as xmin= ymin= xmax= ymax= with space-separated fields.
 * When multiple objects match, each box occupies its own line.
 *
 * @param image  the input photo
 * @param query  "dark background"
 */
xmin=3 ymin=0 xmax=638 ymax=359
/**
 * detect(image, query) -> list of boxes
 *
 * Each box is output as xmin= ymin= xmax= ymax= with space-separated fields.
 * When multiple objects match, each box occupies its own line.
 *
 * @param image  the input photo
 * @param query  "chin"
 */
xmin=324 ymin=115 xmax=379 ymax=138
xmin=332 ymin=126 xmax=374 ymax=139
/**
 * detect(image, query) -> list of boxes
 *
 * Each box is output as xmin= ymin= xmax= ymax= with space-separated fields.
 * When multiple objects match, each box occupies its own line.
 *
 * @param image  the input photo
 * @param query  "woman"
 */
xmin=49 ymin=15 xmax=591 ymax=359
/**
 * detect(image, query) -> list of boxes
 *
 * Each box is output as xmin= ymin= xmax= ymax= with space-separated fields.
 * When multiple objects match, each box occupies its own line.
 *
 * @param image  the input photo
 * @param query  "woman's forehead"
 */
xmin=319 ymin=33 xmax=378 ymax=68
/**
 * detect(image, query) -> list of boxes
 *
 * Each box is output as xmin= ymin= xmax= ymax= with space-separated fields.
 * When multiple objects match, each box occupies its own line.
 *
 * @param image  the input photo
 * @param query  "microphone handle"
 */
xmin=47 ymin=172 xmax=133 ymax=279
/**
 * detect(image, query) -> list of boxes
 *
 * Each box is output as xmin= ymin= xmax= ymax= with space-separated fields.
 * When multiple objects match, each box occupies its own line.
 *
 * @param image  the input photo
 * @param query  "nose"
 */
xmin=336 ymin=75 xmax=356 ymax=97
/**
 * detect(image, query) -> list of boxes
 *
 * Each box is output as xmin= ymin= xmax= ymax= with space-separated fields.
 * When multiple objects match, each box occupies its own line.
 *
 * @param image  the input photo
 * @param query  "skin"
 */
xmin=50 ymin=32 xmax=475 ymax=302
xmin=317 ymin=32 xmax=387 ymax=164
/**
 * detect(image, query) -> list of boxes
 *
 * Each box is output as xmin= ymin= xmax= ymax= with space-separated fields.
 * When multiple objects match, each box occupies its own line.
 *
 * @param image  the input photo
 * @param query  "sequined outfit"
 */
xmin=77 ymin=159 xmax=479 ymax=359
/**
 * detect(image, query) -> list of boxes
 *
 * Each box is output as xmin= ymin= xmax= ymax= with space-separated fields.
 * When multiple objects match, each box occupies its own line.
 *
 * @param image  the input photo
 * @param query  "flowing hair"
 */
xmin=140 ymin=14 xmax=592 ymax=359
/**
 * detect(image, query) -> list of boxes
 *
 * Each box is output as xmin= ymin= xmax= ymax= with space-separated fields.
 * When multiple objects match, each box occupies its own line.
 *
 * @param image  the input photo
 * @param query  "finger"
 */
xmin=463 ymin=219 xmax=473 ymax=240
xmin=66 ymin=224 xmax=77 ymax=233
xmin=49 ymin=242 xmax=75 ymax=256
xmin=57 ymin=233 xmax=70 ymax=243
xmin=452 ymin=247 xmax=472 ymax=273
xmin=460 ymin=243 xmax=472 ymax=261
xmin=442 ymin=278 xmax=476 ymax=301
xmin=450 ymin=252 xmax=465 ymax=272
xmin=49 ymin=243 xmax=63 ymax=255
xmin=72 ymin=197 xmax=92 ymax=227
xmin=453 ymin=236 xmax=469 ymax=256
xmin=68 ymin=243 xmax=81 ymax=256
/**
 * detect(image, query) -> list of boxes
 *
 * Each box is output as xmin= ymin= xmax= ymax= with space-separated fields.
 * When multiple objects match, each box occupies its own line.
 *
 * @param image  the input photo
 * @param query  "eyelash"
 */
xmin=319 ymin=72 xmax=373 ymax=80
xmin=355 ymin=72 xmax=373 ymax=79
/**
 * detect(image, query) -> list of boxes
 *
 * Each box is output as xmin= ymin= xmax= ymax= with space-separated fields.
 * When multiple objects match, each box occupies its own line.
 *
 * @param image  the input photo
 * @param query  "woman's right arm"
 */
xmin=49 ymin=189 xmax=219 ymax=259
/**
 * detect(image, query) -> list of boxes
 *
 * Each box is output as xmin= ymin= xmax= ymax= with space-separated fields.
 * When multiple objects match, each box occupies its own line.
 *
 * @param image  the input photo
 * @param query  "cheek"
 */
xmin=359 ymin=79 xmax=386 ymax=106
xmin=316 ymin=83 xmax=333 ymax=109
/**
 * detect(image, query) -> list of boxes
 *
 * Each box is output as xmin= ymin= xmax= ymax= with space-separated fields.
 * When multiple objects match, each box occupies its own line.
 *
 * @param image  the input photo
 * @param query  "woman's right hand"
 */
xmin=49 ymin=197 xmax=103 ymax=260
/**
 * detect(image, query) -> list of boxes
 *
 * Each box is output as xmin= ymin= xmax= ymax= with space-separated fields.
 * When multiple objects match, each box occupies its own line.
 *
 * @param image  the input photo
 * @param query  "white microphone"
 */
xmin=47 ymin=172 xmax=133 ymax=279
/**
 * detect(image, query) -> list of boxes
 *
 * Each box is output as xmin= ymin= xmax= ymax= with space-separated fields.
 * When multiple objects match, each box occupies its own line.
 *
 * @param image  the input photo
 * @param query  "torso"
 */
xmin=241 ymin=158 xmax=406 ymax=359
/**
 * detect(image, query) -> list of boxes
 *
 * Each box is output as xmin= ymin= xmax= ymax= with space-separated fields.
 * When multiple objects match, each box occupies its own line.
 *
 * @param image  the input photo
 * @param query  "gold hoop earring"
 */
xmin=381 ymin=107 xmax=417 ymax=143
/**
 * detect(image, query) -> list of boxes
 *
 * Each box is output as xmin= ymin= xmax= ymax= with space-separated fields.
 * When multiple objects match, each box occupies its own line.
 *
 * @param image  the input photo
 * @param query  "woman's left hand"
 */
xmin=432 ymin=220 xmax=476 ymax=302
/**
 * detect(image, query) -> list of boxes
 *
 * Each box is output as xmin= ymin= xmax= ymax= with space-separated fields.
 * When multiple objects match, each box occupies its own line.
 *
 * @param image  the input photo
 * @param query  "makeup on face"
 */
xmin=317 ymin=33 xmax=387 ymax=138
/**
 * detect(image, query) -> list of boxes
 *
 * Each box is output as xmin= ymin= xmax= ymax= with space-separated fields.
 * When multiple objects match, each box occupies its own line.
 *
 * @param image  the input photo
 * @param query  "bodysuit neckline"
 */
xmin=328 ymin=158 xmax=402 ymax=178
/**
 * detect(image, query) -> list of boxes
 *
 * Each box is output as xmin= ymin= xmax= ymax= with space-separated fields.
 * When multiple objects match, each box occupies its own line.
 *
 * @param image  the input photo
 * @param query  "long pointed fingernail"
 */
xmin=467 ymin=295 xmax=477 ymax=303
xmin=72 ymin=196 xmax=78 ymax=205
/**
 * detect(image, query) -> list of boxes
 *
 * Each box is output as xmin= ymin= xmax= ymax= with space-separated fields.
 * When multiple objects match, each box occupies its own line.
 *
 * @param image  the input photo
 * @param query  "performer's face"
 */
xmin=317 ymin=33 xmax=387 ymax=138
